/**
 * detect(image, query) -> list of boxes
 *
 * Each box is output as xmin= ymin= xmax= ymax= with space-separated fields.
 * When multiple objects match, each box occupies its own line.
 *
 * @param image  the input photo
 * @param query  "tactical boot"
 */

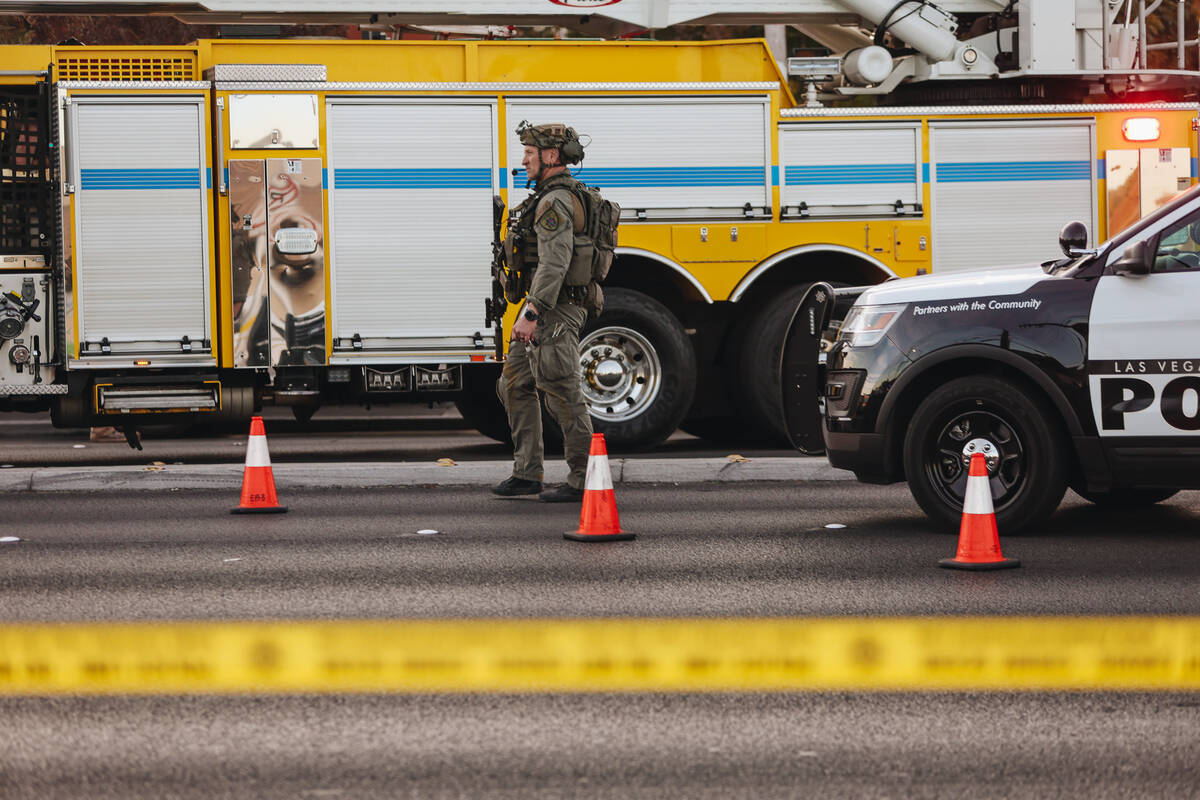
xmin=492 ymin=476 xmax=543 ymax=497
xmin=539 ymin=484 xmax=584 ymax=503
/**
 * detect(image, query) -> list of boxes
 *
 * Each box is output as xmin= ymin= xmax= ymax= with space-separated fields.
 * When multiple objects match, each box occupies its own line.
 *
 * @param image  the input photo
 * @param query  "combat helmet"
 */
xmin=516 ymin=120 xmax=586 ymax=165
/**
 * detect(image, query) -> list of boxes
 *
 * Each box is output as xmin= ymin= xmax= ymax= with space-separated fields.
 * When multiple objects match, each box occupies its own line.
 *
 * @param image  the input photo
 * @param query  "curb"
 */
xmin=0 ymin=457 xmax=852 ymax=492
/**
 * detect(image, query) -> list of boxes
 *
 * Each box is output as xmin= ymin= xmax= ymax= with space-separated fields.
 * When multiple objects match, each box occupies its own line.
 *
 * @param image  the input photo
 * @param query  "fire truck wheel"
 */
xmin=51 ymin=393 xmax=90 ymax=428
xmin=678 ymin=415 xmax=751 ymax=444
xmin=219 ymin=384 xmax=255 ymax=423
xmin=455 ymin=368 xmax=565 ymax=452
xmin=735 ymin=284 xmax=811 ymax=444
xmin=454 ymin=364 xmax=512 ymax=446
xmin=579 ymin=288 xmax=696 ymax=451
xmin=902 ymin=375 xmax=1068 ymax=533
xmin=1073 ymin=487 xmax=1179 ymax=507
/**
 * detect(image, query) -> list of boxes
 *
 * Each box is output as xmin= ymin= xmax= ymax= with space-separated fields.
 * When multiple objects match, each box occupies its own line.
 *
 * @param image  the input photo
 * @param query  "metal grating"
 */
xmin=0 ymin=85 xmax=54 ymax=255
xmin=56 ymin=55 xmax=196 ymax=82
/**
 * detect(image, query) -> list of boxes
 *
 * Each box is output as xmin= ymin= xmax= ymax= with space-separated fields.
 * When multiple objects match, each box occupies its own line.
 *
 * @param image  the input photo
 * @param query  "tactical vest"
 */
xmin=508 ymin=173 xmax=593 ymax=298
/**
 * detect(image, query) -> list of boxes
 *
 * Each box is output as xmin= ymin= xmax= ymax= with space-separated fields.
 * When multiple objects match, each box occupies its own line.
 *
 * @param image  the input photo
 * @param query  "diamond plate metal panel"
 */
xmin=209 ymin=63 xmax=327 ymax=82
xmin=782 ymin=102 xmax=1200 ymax=117
xmin=0 ymin=382 xmax=67 ymax=395
xmin=216 ymin=81 xmax=779 ymax=92
xmin=59 ymin=81 xmax=209 ymax=90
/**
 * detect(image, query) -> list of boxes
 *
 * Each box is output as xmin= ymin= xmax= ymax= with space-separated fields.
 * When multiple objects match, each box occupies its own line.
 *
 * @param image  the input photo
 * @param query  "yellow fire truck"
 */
xmin=0 ymin=2 xmax=1196 ymax=449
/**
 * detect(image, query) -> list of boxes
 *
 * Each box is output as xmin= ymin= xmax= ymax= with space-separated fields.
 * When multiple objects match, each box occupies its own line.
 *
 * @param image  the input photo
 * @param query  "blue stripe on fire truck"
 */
xmin=334 ymin=168 xmax=493 ymax=188
xmin=785 ymin=164 xmax=917 ymax=185
xmin=80 ymin=168 xmax=203 ymax=190
xmin=576 ymin=166 xmax=765 ymax=187
xmin=935 ymin=160 xmax=1092 ymax=182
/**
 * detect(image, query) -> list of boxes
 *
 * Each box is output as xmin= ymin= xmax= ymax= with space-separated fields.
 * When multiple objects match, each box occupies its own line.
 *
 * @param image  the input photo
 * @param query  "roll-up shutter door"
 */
xmin=326 ymin=99 xmax=496 ymax=352
xmin=778 ymin=123 xmax=921 ymax=217
xmin=930 ymin=121 xmax=1095 ymax=272
xmin=71 ymin=97 xmax=211 ymax=355
xmin=506 ymin=97 xmax=770 ymax=220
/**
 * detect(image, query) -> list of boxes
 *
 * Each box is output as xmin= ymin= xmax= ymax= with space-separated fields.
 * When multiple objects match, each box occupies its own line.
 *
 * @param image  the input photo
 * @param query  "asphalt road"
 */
xmin=4 ymin=484 xmax=1200 ymax=620
xmin=2 ymin=483 xmax=1199 ymax=798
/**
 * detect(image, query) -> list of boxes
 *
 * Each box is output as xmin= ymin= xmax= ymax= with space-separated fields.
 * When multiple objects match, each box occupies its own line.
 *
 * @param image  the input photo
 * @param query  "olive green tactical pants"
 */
xmin=499 ymin=302 xmax=593 ymax=489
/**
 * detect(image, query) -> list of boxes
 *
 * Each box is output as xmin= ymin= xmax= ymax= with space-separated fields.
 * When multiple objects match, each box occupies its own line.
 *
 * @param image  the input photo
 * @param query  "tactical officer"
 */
xmin=492 ymin=122 xmax=595 ymax=502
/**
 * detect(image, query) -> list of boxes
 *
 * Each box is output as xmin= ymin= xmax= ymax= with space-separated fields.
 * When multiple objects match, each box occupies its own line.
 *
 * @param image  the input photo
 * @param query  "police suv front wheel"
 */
xmin=579 ymin=288 xmax=696 ymax=451
xmin=902 ymin=375 xmax=1068 ymax=533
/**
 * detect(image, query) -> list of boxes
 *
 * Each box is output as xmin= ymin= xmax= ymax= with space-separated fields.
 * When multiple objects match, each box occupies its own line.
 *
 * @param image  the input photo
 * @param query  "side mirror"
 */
xmin=1111 ymin=239 xmax=1153 ymax=276
xmin=1059 ymin=220 xmax=1089 ymax=256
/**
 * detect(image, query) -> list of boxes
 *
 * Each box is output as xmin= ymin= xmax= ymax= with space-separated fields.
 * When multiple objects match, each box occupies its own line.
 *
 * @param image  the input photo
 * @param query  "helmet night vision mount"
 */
xmin=516 ymin=120 xmax=586 ymax=165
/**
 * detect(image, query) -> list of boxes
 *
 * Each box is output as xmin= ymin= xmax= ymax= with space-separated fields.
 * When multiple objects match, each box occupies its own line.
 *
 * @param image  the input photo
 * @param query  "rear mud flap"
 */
xmin=778 ymin=282 xmax=837 ymax=455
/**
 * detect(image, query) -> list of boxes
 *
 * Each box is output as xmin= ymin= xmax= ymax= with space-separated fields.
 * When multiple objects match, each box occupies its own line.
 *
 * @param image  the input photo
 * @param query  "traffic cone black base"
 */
xmin=939 ymin=556 xmax=1020 ymax=571
xmin=232 ymin=505 xmax=288 ymax=515
xmin=564 ymin=531 xmax=635 ymax=542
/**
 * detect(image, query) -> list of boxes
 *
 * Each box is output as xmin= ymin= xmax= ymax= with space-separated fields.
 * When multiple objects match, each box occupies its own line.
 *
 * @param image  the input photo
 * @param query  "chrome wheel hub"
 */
xmin=578 ymin=325 xmax=661 ymax=423
xmin=961 ymin=437 xmax=999 ymax=472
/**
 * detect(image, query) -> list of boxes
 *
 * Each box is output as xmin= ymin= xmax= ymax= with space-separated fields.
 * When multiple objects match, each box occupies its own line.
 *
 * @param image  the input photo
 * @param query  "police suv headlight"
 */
xmin=839 ymin=303 xmax=906 ymax=347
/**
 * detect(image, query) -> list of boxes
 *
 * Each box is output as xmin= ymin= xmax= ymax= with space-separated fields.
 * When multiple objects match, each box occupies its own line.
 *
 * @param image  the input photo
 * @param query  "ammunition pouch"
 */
xmin=585 ymin=282 xmax=604 ymax=319
xmin=561 ymin=282 xmax=603 ymax=319
xmin=563 ymin=240 xmax=595 ymax=286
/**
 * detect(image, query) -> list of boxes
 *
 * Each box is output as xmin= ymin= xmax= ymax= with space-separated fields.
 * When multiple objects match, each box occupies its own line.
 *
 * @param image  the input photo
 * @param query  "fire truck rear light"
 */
xmin=1122 ymin=118 xmax=1160 ymax=142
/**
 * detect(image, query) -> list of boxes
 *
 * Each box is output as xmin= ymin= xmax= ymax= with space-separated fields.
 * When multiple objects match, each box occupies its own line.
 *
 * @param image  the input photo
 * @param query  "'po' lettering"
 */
xmin=1100 ymin=376 xmax=1200 ymax=431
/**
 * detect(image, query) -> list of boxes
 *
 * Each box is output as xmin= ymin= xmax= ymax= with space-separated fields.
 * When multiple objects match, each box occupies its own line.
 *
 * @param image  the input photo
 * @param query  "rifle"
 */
xmin=485 ymin=194 xmax=509 ymax=361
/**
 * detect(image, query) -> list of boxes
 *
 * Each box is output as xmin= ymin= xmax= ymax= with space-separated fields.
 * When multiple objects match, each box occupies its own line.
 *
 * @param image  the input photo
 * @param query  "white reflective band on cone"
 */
xmin=584 ymin=453 xmax=613 ymax=491
xmin=962 ymin=474 xmax=994 ymax=515
xmin=244 ymin=435 xmax=272 ymax=469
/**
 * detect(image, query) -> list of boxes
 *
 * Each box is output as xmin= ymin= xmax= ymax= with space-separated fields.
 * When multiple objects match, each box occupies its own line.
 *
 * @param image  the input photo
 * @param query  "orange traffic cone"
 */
xmin=564 ymin=433 xmax=634 ymax=542
xmin=939 ymin=452 xmax=1018 ymax=570
xmin=231 ymin=416 xmax=287 ymax=514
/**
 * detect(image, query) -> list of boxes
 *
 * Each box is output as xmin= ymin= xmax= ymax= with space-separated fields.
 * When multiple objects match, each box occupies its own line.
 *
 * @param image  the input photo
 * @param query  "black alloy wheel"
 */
xmin=902 ymin=375 xmax=1068 ymax=533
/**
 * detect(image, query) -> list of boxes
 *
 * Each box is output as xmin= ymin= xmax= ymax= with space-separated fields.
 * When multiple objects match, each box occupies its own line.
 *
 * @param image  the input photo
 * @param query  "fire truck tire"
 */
xmin=678 ymin=415 xmax=750 ymax=444
xmin=456 ymin=369 xmax=565 ymax=452
xmin=219 ymin=385 xmax=255 ymax=423
xmin=735 ymin=284 xmax=811 ymax=444
xmin=50 ymin=393 xmax=90 ymax=428
xmin=902 ymin=375 xmax=1068 ymax=534
xmin=579 ymin=288 xmax=696 ymax=451
xmin=455 ymin=365 xmax=512 ymax=445
xmin=1073 ymin=487 xmax=1179 ymax=507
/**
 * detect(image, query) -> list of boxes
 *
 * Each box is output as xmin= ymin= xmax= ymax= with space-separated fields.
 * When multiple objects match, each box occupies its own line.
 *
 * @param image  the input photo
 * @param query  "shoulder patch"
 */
xmin=536 ymin=206 xmax=562 ymax=233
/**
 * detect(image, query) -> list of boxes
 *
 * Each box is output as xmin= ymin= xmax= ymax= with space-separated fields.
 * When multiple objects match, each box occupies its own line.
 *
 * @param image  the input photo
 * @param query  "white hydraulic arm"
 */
xmin=1 ymin=0 xmax=1196 ymax=90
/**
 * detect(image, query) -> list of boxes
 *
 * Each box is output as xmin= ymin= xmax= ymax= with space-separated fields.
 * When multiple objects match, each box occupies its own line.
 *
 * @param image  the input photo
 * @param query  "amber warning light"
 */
xmin=1122 ymin=117 xmax=1161 ymax=142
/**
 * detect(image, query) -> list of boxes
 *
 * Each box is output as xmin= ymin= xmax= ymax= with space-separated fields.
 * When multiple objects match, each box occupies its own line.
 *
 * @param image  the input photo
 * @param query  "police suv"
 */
xmin=782 ymin=184 xmax=1200 ymax=533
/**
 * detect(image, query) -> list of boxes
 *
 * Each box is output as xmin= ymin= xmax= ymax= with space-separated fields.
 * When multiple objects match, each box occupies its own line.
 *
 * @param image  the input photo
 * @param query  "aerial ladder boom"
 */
xmin=0 ymin=1 xmax=1196 ymax=94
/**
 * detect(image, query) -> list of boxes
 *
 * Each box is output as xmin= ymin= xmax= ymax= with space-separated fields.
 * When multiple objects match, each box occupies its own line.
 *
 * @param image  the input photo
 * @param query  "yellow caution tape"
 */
xmin=1 ymin=617 xmax=1199 ymax=695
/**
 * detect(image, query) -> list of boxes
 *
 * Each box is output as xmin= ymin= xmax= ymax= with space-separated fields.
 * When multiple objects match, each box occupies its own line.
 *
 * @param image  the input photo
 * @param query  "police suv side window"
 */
xmin=1152 ymin=213 xmax=1200 ymax=274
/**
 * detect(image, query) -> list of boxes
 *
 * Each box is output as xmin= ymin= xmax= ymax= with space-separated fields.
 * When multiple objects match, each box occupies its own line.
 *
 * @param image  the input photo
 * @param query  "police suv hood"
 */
xmin=856 ymin=264 xmax=1051 ymax=306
